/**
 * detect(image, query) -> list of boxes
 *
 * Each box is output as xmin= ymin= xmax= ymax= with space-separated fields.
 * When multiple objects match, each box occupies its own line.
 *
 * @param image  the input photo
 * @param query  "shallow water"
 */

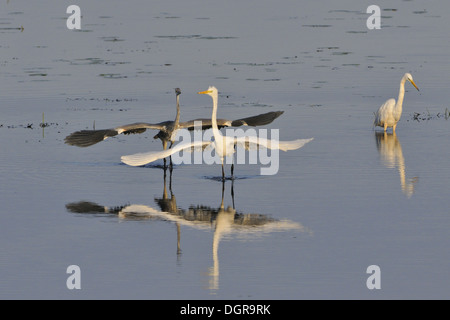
xmin=0 ymin=0 xmax=449 ymax=299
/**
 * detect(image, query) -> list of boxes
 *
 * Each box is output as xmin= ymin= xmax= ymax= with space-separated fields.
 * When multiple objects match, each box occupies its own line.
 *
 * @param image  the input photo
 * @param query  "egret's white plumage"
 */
xmin=121 ymin=86 xmax=313 ymax=179
xmin=374 ymin=73 xmax=419 ymax=132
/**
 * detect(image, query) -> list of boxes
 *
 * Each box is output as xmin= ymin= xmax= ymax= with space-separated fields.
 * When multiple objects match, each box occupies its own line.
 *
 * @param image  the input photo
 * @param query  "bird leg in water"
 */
xmin=162 ymin=140 xmax=168 ymax=169
xmin=221 ymin=179 xmax=225 ymax=208
xmin=231 ymin=145 xmax=235 ymax=180
xmin=231 ymin=179 xmax=235 ymax=209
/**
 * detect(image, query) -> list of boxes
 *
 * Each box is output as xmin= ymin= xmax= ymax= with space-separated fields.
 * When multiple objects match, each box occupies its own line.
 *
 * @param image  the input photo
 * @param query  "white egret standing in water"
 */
xmin=373 ymin=73 xmax=419 ymax=132
xmin=121 ymin=86 xmax=313 ymax=180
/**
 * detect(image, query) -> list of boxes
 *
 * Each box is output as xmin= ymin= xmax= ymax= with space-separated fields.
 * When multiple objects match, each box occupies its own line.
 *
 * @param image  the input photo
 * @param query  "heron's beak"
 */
xmin=198 ymin=90 xmax=212 ymax=95
xmin=410 ymin=80 xmax=419 ymax=91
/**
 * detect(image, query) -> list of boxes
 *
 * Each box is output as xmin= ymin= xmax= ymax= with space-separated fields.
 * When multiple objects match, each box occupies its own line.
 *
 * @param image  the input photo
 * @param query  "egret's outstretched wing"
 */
xmin=374 ymin=98 xmax=395 ymax=127
xmin=234 ymin=136 xmax=314 ymax=152
xmin=118 ymin=204 xmax=162 ymax=219
xmin=121 ymin=140 xmax=212 ymax=166
xmin=64 ymin=121 xmax=171 ymax=147
xmin=179 ymin=111 xmax=284 ymax=130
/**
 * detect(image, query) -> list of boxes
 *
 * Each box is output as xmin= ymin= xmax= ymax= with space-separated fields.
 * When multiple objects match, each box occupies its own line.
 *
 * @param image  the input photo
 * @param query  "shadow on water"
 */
xmin=374 ymin=131 xmax=418 ymax=198
xmin=66 ymin=167 xmax=310 ymax=294
xmin=203 ymin=175 xmax=252 ymax=182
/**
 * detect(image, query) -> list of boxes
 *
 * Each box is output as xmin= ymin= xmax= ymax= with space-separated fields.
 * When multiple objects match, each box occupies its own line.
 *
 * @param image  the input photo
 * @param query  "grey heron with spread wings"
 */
xmin=65 ymin=88 xmax=284 ymax=168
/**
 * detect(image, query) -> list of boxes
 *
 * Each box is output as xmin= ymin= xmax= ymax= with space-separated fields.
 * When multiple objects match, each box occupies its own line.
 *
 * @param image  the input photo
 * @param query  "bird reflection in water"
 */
xmin=375 ymin=132 xmax=418 ymax=198
xmin=66 ymin=167 xmax=310 ymax=292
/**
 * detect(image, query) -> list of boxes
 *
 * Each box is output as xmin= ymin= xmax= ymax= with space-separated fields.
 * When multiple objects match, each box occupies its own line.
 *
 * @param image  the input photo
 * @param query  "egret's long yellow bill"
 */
xmin=409 ymin=79 xmax=419 ymax=91
xmin=198 ymin=90 xmax=213 ymax=94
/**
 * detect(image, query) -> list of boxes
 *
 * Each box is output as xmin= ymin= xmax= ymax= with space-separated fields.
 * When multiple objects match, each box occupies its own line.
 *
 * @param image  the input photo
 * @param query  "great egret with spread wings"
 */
xmin=65 ymin=88 xmax=284 ymax=168
xmin=121 ymin=86 xmax=313 ymax=180
xmin=373 ymin=73 xmax=419 ymax=132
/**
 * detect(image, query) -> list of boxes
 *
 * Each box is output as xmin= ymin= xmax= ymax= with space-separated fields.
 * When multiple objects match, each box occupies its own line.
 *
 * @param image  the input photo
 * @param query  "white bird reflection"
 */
xmin=375 ymin=132 xmax=418 ymax=198
xmin=66 ymin=168 xmax=310 ymax=292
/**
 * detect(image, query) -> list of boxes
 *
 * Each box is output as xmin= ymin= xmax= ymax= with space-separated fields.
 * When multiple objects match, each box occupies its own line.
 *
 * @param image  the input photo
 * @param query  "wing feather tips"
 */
xmin=231 ymin=111 xmax=284 ymax=127
xmin=64 ymin=129 xmax=118 ymax=147
xmin=121 ymin=152 xmax=158 ymax=166
xmin=278 ymin=137 xmax=314 ymax=151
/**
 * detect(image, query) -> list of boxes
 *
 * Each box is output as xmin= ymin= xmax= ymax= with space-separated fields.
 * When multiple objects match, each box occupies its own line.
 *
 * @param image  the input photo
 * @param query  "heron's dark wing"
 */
xmin=64 ymin=129 xmax=118 ymax=147
xmin=231 ymin=111 xmax=284 ymax=127
xmin=179 ymin=111 xmax=284 ymax=131
xmin=65 ymin=201 xmax=125 ymax=215
xmin=179 ymin=118 xmax=231 ymax=130
xmin=64 ymin=121 xmax=172 ymax=147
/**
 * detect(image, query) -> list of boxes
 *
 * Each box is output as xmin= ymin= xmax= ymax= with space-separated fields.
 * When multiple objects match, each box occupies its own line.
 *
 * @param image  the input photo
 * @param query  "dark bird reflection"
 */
xmin=66 ymin=167 xmax=310 ymax=292
xmin=375 ymin=132 xmax=418 ymax=198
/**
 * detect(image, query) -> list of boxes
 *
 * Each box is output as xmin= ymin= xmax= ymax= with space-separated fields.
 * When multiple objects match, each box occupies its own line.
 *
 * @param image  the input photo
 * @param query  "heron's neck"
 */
xmin=174 ymin=95 xmax=180 ymax=127
xmin=395 ymin=78 xmax=406 ymax=118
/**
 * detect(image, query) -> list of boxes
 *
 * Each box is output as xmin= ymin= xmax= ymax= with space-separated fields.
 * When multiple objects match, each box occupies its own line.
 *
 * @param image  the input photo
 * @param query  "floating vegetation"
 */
xmin=408 ymin=108 xmax=450 ymax=122
xmin=317 ymin=46 xmax=339 ymax=50
xmin=328 ymin=10 xmax=360 ymax=14
xmin=99 ymin=73 xmax=127 ymax=79
xmin=242 ymin=102 xmax=273 ymax=108
xmin=65 ymin=97 xmax=136 ymax=102
xmin=332 ymin=51 xmax=352 ymax=56
xmin=24 ymin=67 xmax=50 ymax=77
xmin=155 ymin=34 xmax=201 ymax=40
xmin=100 ymin=36 xmax=124 ymax=42
xmin=198 ymin=36 xmax=238 ymax=40
xmin=155 ymin=35 xmax=237 ymax=40
xmin=0 ymin=25 xmax=24 ymax=32
xmin=70 ymin=58 xmax=129 ymax=66
xmin=302 ymin=24 xmax=332 ymax=28
xmin=3 ymin=122 xmax=59 ymax=129
xmin=226 ymin=62 xmax=271 ymax=67
xmin=40 ymin=113 xmax=49 ymax=128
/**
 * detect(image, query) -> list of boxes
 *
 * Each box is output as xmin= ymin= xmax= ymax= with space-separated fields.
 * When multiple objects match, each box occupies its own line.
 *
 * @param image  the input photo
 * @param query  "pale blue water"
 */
xmin=0 ymin=0 xmax=449 ymax=299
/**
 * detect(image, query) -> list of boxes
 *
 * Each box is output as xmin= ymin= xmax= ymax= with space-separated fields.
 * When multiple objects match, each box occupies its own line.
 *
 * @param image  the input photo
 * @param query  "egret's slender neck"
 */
xmin=211 ymin=92 xmax=221 ymax=138
xmin=395 ymin=77 xmax=407 ymax=118
xmin=174 ymin=94 xmax=180 ymax=127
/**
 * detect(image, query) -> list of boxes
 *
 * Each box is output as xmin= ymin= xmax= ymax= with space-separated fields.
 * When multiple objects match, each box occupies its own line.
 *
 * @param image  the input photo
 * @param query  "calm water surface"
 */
xmin=0 ymin=0 xmax=449 ymax=299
